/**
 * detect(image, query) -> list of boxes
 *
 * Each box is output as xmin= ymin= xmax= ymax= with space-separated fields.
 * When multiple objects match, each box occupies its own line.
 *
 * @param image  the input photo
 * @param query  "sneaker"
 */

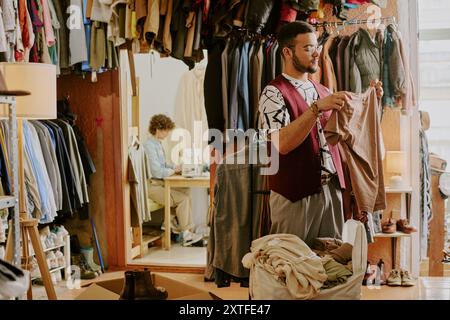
xmin=386 ymin=269 xmax=402 ymax=286
xmin=181 ymin=231 xmax=203 ymax=247
xmin=400 ymin=270 xmax=415 ymax=287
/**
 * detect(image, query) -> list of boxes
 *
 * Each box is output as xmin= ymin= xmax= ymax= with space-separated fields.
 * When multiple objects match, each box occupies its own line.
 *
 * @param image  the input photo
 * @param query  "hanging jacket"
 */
xmin=349 ymin=28 xmax=382 ymax=94
xmin=244 ymin=0 xmax=275 ymax=34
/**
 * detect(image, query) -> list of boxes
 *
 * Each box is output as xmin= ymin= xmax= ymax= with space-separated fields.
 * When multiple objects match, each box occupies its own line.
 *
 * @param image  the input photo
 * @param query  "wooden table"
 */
xmin=163 ymin=175 xmax=210 ymax=249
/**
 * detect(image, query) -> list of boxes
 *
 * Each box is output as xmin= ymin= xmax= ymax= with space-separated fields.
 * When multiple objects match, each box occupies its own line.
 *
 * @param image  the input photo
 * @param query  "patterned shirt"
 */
xmin=259 ymin=73 xmax=336 ymax=176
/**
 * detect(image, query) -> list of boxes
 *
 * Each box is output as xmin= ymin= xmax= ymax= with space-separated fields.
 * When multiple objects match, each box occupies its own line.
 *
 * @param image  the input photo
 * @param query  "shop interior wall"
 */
xmin=57 ymin=72 xmax=126 ymax=269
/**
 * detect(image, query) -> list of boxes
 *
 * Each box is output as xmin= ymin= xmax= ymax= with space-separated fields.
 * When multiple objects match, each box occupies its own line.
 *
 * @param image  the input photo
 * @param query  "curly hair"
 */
xmin=148 ymin=114 xmax=175 ymax=135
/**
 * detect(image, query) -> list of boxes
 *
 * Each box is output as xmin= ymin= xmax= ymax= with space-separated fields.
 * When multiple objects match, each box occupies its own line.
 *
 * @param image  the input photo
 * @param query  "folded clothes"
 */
xmin=329 ymin=243 xmax=354 ymax=265
xmin=312 ymin=238 xmax=343 ymax=252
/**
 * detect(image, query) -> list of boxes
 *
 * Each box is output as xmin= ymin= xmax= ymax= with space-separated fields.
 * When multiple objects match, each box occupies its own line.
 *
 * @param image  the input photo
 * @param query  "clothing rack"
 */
xmin=312 ymin=16 xmax=396 ymax=28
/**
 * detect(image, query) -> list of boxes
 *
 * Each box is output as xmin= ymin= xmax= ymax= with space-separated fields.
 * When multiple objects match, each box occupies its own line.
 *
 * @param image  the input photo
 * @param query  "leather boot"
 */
xmin=143 ymin=268 xmax=168 ymax=300
xmin=133 ymin=269 xmax=168 ymax=300
xmin=119 ymin=271 xmax=135 ymax=300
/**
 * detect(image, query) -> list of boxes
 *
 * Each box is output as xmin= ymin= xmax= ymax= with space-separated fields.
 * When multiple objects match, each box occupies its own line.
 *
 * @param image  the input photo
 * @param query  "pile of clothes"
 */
xmin=242 ymin=233 xmax=354 ymax=300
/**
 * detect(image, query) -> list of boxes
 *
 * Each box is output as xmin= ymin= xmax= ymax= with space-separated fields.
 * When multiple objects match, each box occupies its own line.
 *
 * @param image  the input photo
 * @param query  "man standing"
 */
xmin=259 ymin=21 xmax=352 ymax=246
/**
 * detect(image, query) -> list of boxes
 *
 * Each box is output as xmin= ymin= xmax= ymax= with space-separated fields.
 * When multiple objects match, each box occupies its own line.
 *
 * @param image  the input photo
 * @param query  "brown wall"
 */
xmin=57 ymin=71 xmax=126 ymax=269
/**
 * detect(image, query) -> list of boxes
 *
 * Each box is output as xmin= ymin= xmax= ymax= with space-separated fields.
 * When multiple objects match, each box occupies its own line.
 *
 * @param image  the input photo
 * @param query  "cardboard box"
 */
xmin=76 ymin=273 xmax=220 ymax=300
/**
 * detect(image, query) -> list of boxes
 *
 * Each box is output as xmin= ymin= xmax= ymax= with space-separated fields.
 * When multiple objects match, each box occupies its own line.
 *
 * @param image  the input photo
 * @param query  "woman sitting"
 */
xmin=143 ymin=114 xmax=202 ymax=246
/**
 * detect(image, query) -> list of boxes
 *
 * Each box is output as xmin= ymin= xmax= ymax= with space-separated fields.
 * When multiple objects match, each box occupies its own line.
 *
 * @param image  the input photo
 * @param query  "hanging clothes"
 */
xmin=128 ymin=141 xmax=152 ymax=227
xmin=419 ymin=112 xmax=432 ymax=260
xmin=22 ymin=120 xmax=58 ymax=223
xmin=206 ymin=144 xmax=268 ymax=286
xmin=174 ymin=65 xmax=209 ymax=163
xmin=30 ymin=120 xmax=63 ymax=211
xmin=324 ymin=86 xmax=386 ymax=214
xmin=41 ymin=120 xmax=78 ymax=216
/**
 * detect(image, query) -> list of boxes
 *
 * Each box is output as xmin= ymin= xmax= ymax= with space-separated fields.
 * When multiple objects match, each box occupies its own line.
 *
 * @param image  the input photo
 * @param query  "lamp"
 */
xmin=0 ymin=62 xmax=57 ymax=300
xmin=386 ymin=151 xmax=406 ymax=188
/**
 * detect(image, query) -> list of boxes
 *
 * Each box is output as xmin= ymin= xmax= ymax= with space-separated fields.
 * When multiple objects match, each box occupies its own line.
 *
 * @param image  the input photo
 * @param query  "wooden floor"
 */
xmin=31 ymin=271 xmax=450 ymax=300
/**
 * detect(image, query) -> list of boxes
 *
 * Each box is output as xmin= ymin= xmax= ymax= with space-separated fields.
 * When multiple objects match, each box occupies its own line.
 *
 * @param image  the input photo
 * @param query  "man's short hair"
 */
xmin=277 ymin=21 xmax=316 ymax=53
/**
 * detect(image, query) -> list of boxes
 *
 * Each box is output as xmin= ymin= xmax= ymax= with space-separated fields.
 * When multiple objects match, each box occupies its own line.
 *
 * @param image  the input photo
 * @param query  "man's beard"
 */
xmin=292 ymin=54 xmax=317 ymax=74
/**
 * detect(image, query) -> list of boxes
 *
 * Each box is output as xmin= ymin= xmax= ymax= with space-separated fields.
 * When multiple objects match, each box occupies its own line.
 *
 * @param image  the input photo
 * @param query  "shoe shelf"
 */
xmin=48 ymin=265 xmax=65 ymax=273
xmin=29 ymin=235 xmax=71 ymax=283
xmin=43 ymin=243 xmax=66 ymax=253
xmin=31 ymin=265 xmax=66 ymax=281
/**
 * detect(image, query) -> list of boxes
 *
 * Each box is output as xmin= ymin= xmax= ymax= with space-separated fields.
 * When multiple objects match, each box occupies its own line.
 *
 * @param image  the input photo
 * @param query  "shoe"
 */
xmin=396 ymin=219 xmax=417 ymax=234
xmin=382 ymin=218 xmax=397 ymax=234
xmin=386 ymin=269 xmax=402 ymax=286
xmin=376 ymin=259 xmax=386 ymax=285
xmin=362 ymin=262 xmax=375 ymax=286
xmin=400 ymin=270 xmax=415 ymax=287
xmin=119 ymin=271 xmax=135 ymax=300
xmin=142 ymin=268 xmax=168 ymax=300
xmin=80 ymin=246 xmax=102 ymax=275
xmin=181 ymin=231 xmax=203 ymax=247
xmin=133 ymin=269 xmax=168 ymax=300
xmin=71 ymin=254 xmax=97 ymax=280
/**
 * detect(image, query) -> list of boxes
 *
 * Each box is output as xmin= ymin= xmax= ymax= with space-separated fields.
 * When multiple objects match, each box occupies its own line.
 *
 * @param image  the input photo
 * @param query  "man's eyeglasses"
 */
xmin=288 ymin=44 xmax=323 ymax=55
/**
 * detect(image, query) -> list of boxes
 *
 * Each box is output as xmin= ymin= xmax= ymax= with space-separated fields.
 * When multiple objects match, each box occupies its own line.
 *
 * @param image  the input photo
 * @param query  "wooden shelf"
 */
xmin=142 ymin=233 xmax=163 ymax=245
xmin=385 ymin=187 xmax=413 ymax=194
xmin=374 ymin=232 xmax=412 ymax=238
xmin=0 ymin=196 xmax=16 ymax=210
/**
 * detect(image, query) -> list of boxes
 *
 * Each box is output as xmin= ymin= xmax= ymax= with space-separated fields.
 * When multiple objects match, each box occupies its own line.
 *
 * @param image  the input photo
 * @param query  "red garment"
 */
xmin=268 ymin=76 xmax=345 ymax=203
xmin=279 ymin=2 xmax=297 ymax=23
xmin=345 ymin=0 xmax=370 ymax=4
xmin=18 ymin=0 xmax=30 ymax=49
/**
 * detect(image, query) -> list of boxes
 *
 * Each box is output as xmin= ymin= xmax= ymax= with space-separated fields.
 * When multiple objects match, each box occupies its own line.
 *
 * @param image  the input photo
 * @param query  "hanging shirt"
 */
xmin=174 ymin=67 xmax=209 ymax=164
xmin=128 ymin=142 xmax=152 ymax=226
xmin=23 ymin=121 xmax=58 ymax=223
xmin=259 ymin=73 xmax=337 ymax=178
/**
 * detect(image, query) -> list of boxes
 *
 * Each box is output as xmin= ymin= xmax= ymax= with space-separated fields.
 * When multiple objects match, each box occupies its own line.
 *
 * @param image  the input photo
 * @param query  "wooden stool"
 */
xmin=5 ymin=218 xmax=57 ymax=300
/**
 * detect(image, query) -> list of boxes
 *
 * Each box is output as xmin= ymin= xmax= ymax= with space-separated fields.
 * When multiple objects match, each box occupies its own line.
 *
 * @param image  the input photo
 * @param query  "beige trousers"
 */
xmin=270 ymin=177 xmax=344 ymax=247
xmin=148 ymin=180 xmax=193 ymax=232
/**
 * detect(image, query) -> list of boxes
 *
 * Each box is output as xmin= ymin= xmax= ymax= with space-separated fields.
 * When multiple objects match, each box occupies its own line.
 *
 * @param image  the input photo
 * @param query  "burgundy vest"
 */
xmin=268 ymin=75 xmax=345 ymax=202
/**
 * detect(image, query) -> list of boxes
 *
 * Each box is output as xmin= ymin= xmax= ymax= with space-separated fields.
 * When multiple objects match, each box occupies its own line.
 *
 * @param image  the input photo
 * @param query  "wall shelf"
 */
xmin=385 ymin=187 xmax=413 ymax=194
xmin=374 ymin=232 xmax=412 ymax=238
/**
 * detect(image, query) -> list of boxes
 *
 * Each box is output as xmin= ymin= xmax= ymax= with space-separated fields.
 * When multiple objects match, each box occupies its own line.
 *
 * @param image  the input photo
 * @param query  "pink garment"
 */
xmin=345 ymin=0 xmax=370 ymax=4
xmin=41 ymin=0 xmax=56 ymax=46
xmin=279 ymin=2 xmax=297 ymax=23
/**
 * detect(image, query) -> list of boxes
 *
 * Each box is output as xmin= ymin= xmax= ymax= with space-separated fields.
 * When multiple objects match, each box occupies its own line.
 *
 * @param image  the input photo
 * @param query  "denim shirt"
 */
xmin=143 ymin=136 xmax=175 ymax=179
